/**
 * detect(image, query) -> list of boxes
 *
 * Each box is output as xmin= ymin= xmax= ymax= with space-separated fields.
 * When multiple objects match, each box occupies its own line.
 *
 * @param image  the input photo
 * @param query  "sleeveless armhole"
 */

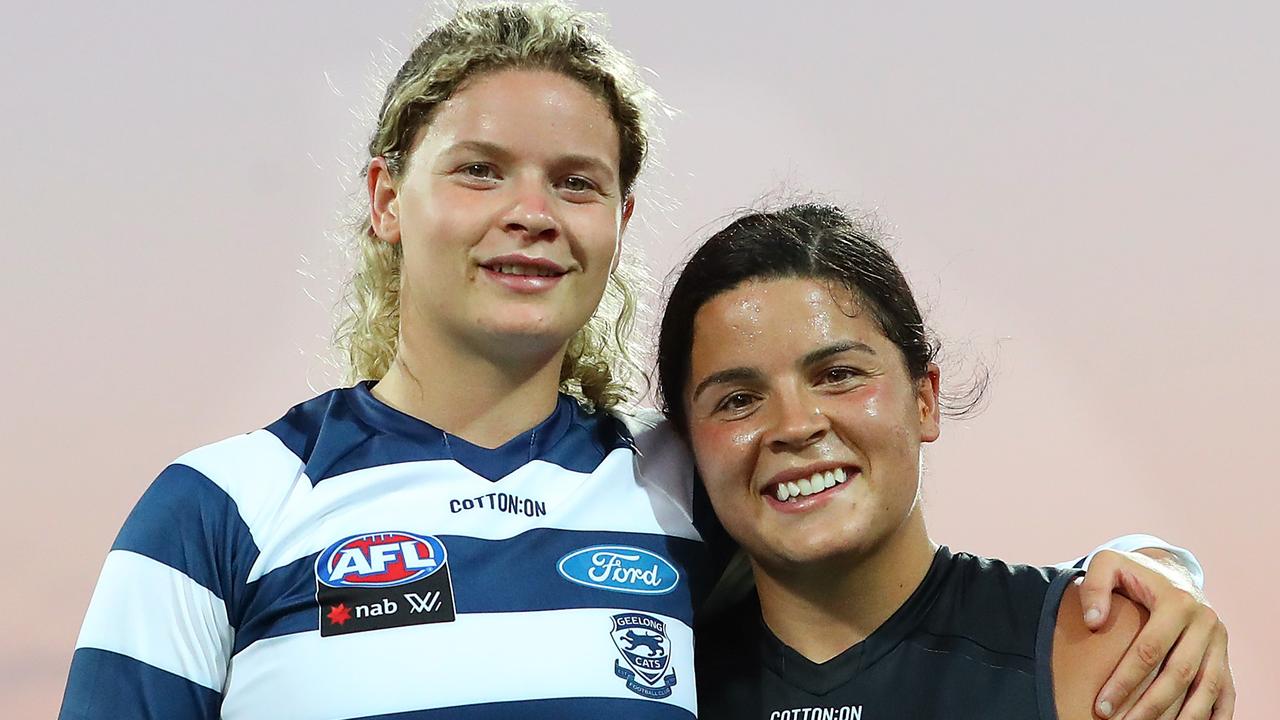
xmin=1035 ymin=568 xmax=1083 ymax=720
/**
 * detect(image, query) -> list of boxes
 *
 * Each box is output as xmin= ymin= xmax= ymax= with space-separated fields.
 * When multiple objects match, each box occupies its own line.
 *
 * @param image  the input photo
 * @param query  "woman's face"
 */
xmin=369 ymin=68 xmax=632 ymax=357
xmin=684 ymin=277 xmax=940 ymax=570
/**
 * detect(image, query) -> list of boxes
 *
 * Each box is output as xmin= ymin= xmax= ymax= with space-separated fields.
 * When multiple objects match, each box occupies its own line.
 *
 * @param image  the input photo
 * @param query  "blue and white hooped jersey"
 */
xmin=61 ymin=384 xmax=714 ymax=719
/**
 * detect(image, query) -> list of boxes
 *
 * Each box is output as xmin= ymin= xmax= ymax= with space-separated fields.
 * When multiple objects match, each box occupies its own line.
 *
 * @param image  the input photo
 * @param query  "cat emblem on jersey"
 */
xmin=610 ymin=613 xmax=678 ymax=698
xmin=314 ymin=531 xmax=457 ymax=637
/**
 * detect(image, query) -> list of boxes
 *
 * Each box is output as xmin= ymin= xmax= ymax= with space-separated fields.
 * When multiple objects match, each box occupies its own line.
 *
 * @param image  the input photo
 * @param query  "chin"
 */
xmin=478 ymin=311 xmax=574 ymax=340
xmin=767 ymin=529 xmax=876 ymax=569
xmin=481 ymin=322 xmax=584 ymax=361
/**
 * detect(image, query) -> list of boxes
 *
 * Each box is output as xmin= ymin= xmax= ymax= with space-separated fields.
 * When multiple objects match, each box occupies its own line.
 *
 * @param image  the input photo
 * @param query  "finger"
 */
xmin=1177 ymin=671 xmax=1218 ymax=720
xmin=1189 ymin=624 xmax=1235 ymax=720
xmin=1076 ymin=564 xmax=1118 ymax=629
xmin=1120 ymin=612 xmax=1214 ymax=720
xmin=1208 ymin=680 xmax=1236 ymax=720
xmin=1094 ymin=604 xmax=1192 ymax=718
xmin=1158 ymin=693 xmax=1187 ymax=720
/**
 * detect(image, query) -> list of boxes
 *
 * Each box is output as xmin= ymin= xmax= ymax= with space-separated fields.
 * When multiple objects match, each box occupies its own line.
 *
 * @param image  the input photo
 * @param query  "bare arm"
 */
xmin=1077 ymin=550 xmax=1234 ymax=720
xmin=1053 ymin=579 xmax=1182 ymax=720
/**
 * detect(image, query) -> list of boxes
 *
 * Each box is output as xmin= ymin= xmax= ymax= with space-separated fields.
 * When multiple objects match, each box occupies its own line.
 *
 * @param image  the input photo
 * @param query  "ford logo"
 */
xmin=557 ymin=545 xmax=680 ymax=595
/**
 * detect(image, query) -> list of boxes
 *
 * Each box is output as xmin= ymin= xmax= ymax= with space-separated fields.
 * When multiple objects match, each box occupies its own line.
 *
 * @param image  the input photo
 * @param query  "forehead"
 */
xmin=419 ymin=68 xmax=620 ymax=160
xmin=689 ymin=277 xmax=887 ymax=367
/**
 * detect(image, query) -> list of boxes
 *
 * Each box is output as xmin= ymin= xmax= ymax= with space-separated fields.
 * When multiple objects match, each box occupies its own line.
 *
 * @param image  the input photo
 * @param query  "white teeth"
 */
xmin=495 ymin=264 xmax=557 ymax=277
xmin=772 ymin=468 xmax=854 ymax=503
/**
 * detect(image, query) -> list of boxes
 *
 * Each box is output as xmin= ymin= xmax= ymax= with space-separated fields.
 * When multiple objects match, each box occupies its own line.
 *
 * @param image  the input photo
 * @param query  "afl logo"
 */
xmin=557 ymin=545 xmax=679 ymax=595
xmin=316 ymin=531 xmax=447 ymax=588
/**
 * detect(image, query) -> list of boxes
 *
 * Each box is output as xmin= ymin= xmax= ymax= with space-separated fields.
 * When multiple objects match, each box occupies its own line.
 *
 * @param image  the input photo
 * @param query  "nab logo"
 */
xmin=316 ymin=532 xmax=447 ymax=588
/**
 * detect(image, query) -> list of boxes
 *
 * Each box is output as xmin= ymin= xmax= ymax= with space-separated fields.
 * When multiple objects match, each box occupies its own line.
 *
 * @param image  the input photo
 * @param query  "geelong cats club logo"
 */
xmin=611 ymin=613 xmax=678 ymax=698
xmin=315 ymin=531 xmax=456 ymax=636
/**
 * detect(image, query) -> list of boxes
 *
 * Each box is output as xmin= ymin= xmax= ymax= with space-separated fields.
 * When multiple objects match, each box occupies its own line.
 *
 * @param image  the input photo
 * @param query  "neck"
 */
xmin=371 ymin=321 xmax=568 ymax=449
xmin=752 ymin=509 xmax=936 ymax=664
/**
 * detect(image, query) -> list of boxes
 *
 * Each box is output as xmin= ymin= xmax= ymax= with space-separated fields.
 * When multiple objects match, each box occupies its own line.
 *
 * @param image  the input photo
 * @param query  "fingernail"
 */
xmin=1097 ymin=699 xmax=1114 ymax=718
xmin=1084 ymin=607 xmax=1102 ymax=624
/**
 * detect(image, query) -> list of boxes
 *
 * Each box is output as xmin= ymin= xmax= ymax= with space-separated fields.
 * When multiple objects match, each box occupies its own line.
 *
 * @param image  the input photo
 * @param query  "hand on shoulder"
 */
xmin=1053 ymin=579 xmax=1180 ymax=720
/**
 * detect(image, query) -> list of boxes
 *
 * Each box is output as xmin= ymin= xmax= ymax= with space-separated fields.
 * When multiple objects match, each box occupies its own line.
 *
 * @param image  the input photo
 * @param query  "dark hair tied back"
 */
xmin=657 ymin=203 xmax=984 ymax=435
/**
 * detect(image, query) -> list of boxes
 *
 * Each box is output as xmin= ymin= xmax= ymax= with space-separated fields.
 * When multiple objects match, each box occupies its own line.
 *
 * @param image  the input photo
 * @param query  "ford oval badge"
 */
xmin=557 ymin=545 xmax=680 ymax=595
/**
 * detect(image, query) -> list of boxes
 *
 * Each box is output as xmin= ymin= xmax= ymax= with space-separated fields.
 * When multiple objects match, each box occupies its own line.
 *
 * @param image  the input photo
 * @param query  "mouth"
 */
xmin=478 ymin=256 xmax=570 ymax=293
xmin=762 ymin=465 xmax=859 ymax=508
xmin=482 ymin=262 xmax=567 ymax=278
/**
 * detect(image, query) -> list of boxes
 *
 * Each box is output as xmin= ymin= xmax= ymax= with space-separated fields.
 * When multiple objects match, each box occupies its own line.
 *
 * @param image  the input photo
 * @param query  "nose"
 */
xmin=502 ymin=177 xmax=560 ymax=242
xmin=764 ymin=386 xmax=829 ymax=453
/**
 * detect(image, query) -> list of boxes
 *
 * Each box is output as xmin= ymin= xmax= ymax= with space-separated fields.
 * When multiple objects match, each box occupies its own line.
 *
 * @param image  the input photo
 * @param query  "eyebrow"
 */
xmin=439 ymin=140 xmax=515 ymax=164
xmin=556 ymin=153 xmax=618 ymax=185
xmin=442 ymin=140 xmax=617 ymax=185
xmin=690 ymin=367 xmax=764 ymax=404
xmin=689 ymin=340 xmax=876 ymax=403
xmin=800 ymin=340 xmax=876 ymax=367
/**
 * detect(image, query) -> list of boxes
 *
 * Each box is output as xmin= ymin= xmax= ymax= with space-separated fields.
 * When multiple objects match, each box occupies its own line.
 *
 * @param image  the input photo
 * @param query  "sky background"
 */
xmin=2 ymin=1 xmax=1276 ymax=716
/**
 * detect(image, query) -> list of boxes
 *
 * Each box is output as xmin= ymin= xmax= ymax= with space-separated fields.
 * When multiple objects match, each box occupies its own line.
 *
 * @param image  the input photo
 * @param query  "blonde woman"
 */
xmin=60 ymin=4 xmax=1229 ymax=720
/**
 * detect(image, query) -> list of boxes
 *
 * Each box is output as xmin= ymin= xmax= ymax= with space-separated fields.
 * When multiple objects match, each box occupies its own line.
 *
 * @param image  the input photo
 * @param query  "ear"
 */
xmin=612 ymin=193 xmax=636 ymax=271
xmin=367 ymin=156 xmax=402 ymax=244
xmin=620 ymin=193 xmax=636 ymax=234
xmin=917 ymin=362 xmax=941 ymax=443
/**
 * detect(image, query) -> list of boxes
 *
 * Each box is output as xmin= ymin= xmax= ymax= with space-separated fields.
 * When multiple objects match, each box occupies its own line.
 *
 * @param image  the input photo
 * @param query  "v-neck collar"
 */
xmin=347 ymin=381 xmax=577 ymax=481
xmin=760 ymin=546 xmax=954 ymax=696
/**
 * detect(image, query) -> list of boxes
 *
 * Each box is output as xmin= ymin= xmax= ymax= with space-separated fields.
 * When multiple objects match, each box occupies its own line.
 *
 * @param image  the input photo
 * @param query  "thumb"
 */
xmin=1076 ymin=567 xmax=1117 ymax=630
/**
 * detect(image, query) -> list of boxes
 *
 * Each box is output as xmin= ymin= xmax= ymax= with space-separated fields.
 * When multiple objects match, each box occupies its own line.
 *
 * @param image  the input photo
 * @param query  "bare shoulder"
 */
xmin=1052 ymin=579 xmax=1149 ymax=720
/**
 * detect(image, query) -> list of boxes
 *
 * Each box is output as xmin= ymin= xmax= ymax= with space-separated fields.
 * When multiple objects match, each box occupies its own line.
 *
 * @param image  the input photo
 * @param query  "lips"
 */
xmin=487 ymin=263 xmax=564 ymax=277
xmin=478 ymin=255 xmax=571 ymax=294
xmin=479 ymin=255 xmax=569 ymax=277
xmin=769 ymin=466 xmax=849 ymax=501
xmin=761 ymin=465 xmax=861 ymax=509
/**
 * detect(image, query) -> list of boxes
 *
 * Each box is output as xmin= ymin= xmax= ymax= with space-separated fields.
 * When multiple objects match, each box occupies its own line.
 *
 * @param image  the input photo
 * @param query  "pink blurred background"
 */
xmin=3 ymin=1 xmax=1275 ymax=716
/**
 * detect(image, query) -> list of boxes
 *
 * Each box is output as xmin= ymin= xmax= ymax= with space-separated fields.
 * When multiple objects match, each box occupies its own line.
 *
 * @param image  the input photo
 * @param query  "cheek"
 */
xmin=829 ymin=385 xmax=920 ymax=470
xmin=689 ymin=422 xmax=763 ymax=496
xmin=410 ymin=184 xmax=491 ymax=236
xmin=833 ymin=384 xmax=890 ymax=427
xmin=859 ymin=386 xmax=881 ymax=419
xmin=573 ymin=208 xmax=622 ymax=270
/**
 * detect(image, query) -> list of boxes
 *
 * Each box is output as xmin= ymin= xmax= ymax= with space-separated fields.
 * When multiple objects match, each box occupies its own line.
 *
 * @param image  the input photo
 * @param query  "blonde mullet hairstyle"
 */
xmin=335 ymin=1 xmax=656 ymax=412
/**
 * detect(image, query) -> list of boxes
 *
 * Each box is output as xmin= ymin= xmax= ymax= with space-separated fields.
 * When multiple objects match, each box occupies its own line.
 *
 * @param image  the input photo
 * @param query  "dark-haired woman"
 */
xmin=657 ymin=205 xmax=1234 ymax=720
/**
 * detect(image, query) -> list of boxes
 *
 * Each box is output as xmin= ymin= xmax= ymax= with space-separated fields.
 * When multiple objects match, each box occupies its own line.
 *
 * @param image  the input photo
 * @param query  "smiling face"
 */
xmin=368 ymin=68 xmax=632 ymax=360
xmin=684 ymin=277 xmax=940 ymax=571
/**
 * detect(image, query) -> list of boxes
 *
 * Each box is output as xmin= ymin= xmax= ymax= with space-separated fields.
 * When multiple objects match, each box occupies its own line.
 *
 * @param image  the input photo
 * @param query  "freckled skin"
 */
xmin=685 ymin=278 xmax=940 ymax=572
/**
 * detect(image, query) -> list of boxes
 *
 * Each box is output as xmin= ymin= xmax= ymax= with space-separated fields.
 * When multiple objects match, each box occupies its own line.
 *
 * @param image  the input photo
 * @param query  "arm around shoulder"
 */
xmin=1052 ymin=579 xmax=1177 ymax=720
